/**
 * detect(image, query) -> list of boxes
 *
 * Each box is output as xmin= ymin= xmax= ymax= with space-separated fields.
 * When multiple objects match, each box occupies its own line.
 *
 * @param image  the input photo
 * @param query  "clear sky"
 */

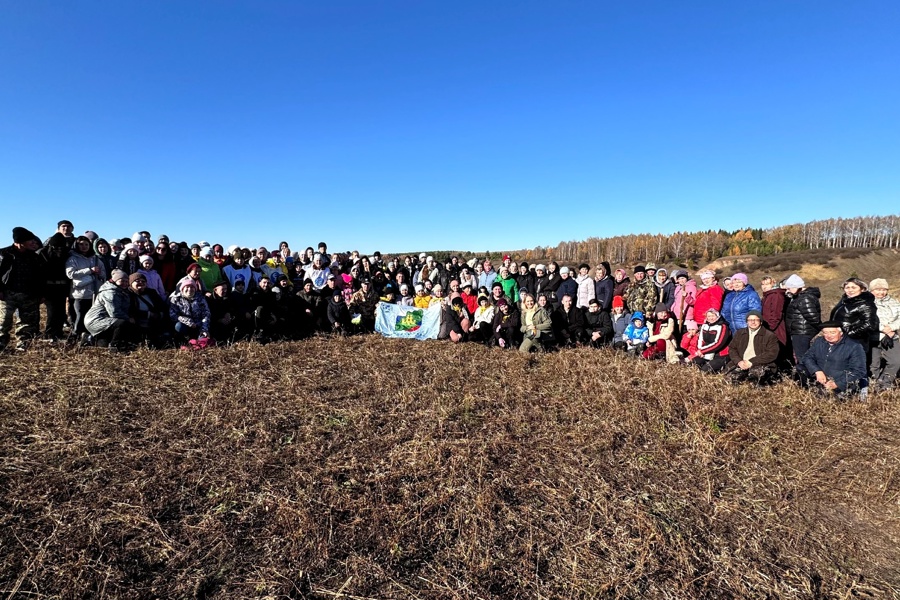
xmin=1 ymin=1 xmax=898 ymax=254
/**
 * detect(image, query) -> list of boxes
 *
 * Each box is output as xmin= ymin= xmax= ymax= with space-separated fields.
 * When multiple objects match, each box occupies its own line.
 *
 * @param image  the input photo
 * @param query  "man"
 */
xmin=627 ymin=265 xmax=658 ymax=318
xmin=44 ymin=219 xmax=75 ymax=248
xmin=0 ymin=227 xmax=44 ymax=351
xmin=797 ymin=321 xmax=867 ymax=396
xmin=584 ymin=298 xmax=613 ymax=347
xmin=553 ymin=294 xmax=586 ymax=347
xmin=727 ymin=310 xmax=779 ymax=385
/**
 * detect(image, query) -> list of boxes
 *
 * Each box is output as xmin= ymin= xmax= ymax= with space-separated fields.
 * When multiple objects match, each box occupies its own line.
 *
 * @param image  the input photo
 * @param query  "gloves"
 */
xmin=880 ymin=336 xmax=895 ymax=350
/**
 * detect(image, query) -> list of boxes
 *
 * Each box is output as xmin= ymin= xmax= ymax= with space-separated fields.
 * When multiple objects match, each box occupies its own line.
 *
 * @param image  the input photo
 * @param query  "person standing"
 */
xmin=0 ymin=227 xmax=44 ymax=351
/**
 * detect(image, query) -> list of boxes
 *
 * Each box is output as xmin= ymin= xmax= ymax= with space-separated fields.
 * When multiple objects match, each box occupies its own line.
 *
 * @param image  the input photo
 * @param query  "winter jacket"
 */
xmin=874 ymin=294 xmax=900 ymax=340
xmin=0 ymin=245 xmax=44 ymax=297
xmin=830 ymin=292 xmax=880 ymax=345
xmin=168 ymin=292 xmax=211 ymax=333
xmin=612 ymin=276 xmax=630 ymax=299
xmin=552 ymin=305 xmax=586 ymax=344
xmin=497 ymin=273 xmax=519 ymax=303
xmin=594 ymin=276 xmax=614 ymax=311
xmin=38 ymin=233 xmax=71 ymax=291
xmin=139 ymin=267 xmax=167 ymax=301
xmin=626 ymin=278 xmax=657 ymax=317
xmin=556 ymin=277 xmax=577 ymax=305
xmin=721 ymin=285 xmax=762 ymax=332
xmin=195 ymin=258 xmax=223 ymax=293
xmin=694 ymin=284 xmax=724 ymax=323
xmin=85 ymin=281 xmax=130 ymax=336
xmin=574 ymin=274 xmax=595 ymax=309
xmin=800 ymin=335 xmax=867 ymax=392
xmin=672 ymin=279 xmax=697 ymax=323
xmin=479 ymin=269 xmax=497 ymax=291
xmin=520 ymin=306 xmax=552 ymax=340
xmin=611 ymin=311 xmax=632 ymax=340
xmin=623 ymin=312 xmax=650 ymax=344
xmin=697 ymin=316 xmax=731 ymax=358
xmin=728 ymin=326 xmax=779 ymax=368
xmin=761 ymin=287 xmax=788 ymax=346
xmin=66 ymin=250 xmax=105 ymax=300
xmin=516 ymin=272 xmax=535 ymax=297
xmin=584 ymin=308 xmax=613 ymax=341
xmin=785 ymin=287 xmax=821 ymax=336
xmin=654 ymin=278 xmax=675 ymax=310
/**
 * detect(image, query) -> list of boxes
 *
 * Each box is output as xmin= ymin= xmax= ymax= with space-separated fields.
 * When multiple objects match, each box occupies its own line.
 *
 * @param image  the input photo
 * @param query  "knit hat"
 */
xmin=654 ymin=302 xmax=668 ymax=314
xmin=746 ymin=310 xmax=763 ymax=320
xmin=12 ymin=227 xmax=38 ymax=244
xmin=633 ymin=265 xmax=646 ymax=274
xmin=186 ymin=263 xmax=201 ymax=274
xmin=84 ymin=230 xmax=98 ymax=241
xmin=732 ymin=273 xmax=749 ymax=285
xmin=612 ymin=296 xmax=624 ymax=309
xmin=783 ymin=274 xmax=805 ymax=288
xmin=684 ymin=319 xmax=698 ymax=331
xmin=698 ymin=269 xmax=715 ymax=280
xmin=199 ymin=247 xmax=213 ymax=259
xmin=140 ymin=254 xmax=154 ymax=265
xmin=818 ymin=321 xmax=843 ymax=330
xmin=705 ymin=307 xmax=720 ymax=317
xmin=559 ymin=266 xmax=570 ymax=275
xmin=111 ymin=269 xmax=128 ymax=282
xmin=58 ymin=220 xmax=73 ymax=228
xmin=869 ymin=278 xmax=889 ymax=291
xmin=496 ymin=298 xmax=508 ymax=307
xmin=673 ymin=269 xmax=688 ymax=280
xmin=128 ymin=272 xmax=147 ymax=285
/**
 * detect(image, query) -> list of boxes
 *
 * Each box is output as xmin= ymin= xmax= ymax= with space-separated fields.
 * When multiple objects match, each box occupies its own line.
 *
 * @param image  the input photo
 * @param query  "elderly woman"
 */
xmin=869 ymin=278 xmax=900 ymax=391
xmin=721 ymin=273 xmax=761 ymax=332
xmin=518 ymin=293 xmax=553 ymax=354
xmin=694 ymin=269 xmax=724 ymax=323
xmin=830 ymin=277 xmax=880 ymax=367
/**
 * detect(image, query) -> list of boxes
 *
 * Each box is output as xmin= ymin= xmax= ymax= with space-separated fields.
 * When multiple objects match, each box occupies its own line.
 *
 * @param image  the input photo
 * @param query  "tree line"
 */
xmin=517 ymin=215 xmax=900 ymax=267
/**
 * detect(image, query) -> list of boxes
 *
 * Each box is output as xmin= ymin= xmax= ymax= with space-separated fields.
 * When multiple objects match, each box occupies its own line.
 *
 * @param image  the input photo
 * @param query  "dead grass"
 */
xmin=1 ymin=338 xmax=900 ymax=599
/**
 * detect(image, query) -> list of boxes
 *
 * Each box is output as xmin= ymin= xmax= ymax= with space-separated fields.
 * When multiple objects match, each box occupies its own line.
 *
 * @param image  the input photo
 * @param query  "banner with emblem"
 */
xmin=375 ymin=302 xmax=441 ymax=340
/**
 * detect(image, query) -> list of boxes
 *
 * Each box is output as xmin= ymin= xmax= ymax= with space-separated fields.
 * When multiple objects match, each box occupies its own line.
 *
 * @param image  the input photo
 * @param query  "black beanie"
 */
xmin=12 ymin=227 xmax=37 ymax=244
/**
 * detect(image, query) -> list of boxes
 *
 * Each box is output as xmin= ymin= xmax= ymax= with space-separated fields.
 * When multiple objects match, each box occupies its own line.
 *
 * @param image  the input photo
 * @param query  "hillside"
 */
xmin=2 ymin=337 xmax=899 ymax=599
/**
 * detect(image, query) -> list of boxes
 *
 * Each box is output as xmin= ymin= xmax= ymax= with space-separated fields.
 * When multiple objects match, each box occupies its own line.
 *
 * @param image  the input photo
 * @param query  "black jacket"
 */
xmin=584 ymin=308 xmax=613 ymax=341
xmin=830 ymin=291 xmax=880 ymax=344
xmin=593 ymin=276 xmax=614 ymax=311
xmin=785 ymin=287 xmax=822 ymax=336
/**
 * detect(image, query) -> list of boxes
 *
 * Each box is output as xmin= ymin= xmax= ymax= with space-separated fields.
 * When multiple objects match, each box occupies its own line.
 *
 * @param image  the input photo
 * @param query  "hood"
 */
xmin=631 ymin=311 xmax=645 ymax=323
xmin=93 ymin=238 xmax=108 ymax=256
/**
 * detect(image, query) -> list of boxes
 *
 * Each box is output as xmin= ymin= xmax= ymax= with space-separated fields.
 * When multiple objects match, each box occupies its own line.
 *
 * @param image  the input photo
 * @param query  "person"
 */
xmin=66 ymin=235 xmax=106 ymax=343
xmin=84 ymin=269 xmax=134 ymax=351
xmin=584 ymin=298 xmax=613 ymax=347
xmin=349 ymin=278 xmax=378 ymax=333
xmin=470 ymin=295 xmax=496 ymax=343
xmin=783 ymin=274 xmax=821 ymax=362
xmin=138 ymin=255 xmax=167 ymax=301
xmin=830 ymin=277 xmax=880 ymax=368
xmin=760 ymin=276 xmax=789 ymax=358
xmin=438 ymin=297 xmax=470 ymax=343
xmin=552 ymin=294 xmax=586 ymax=347
xmin=643 ymin=303 xmax=677 ymax=363
xmin=327 ymin=289 xmax=351 ymax=334
xmin=653 ymin=268 xmax=674 ymax=310
xmin=574 ymin=263 xmax=595 ymax=309
xmin=518 ymin=293 xmax=552 ymax=353
xmin=496 ymin=266 xmax=519 ymax=303
xmin=626 ymin=266 xmax=657 ymax=318
xmin=208 ymin=279 xmax=238 ymax=343
xmin=0 ymin=227 xmax=44 ymax=351
xmin=459 ymin=282 xmax=478 ymax=314
xmin=116 ymin=243 xmax=142 ymax=276
xmin=413 ymin=284 xmax=431 ymax=309
xmin=869 ymin=278 xmax=900 ymax=392
xmin=671 ymin=270 xmax=696 ymax=331
xmin=556 ymin=267 xmax=577 ymax=308
xmin=128 ymin=272 xmax=169 ymax=348
xmin=491 ymin=298 xmax=520 ymax=349
xmin=40 ymin=233 xmax=78 ymax=343
xmin=479 ymin=259 xmax=497 ymax=290
xmin=796 ymin=322 xmax=867 ymax=397
xmin=610 ymin=296 xmax=632 ymax=350
xmin=693 ymin=308 xmax=731 ymax=372
xmin=153 ymin=240 xmax=178 ymax=294
xmin=679 ymin=319 xmax=701 ymax=363
xmin=622 ymin=311 xmax=650 ymax=356
xmin=721 ymin=273 xmax=762 ymax=332
xmin=544 ymin=262 xmax=562 ymax=303
xmin=693 ymin=270 xmax=724 ymax=326
xmin=726 ymin=310 xmax=779 ymax=385
xmin=593 ymin=262 xmax=614 ymax=312
xmin=169 ymin=278 xmax=211 ymax=344
xmin=516 ymin=263 xmax=534 ymax=298
xmin=223 ymin=250 xmax=255 ymax=293
xmin=94 ymin=238 xmax=119 ymax=279
xmin=612 ymin=268 xmax=630 ymax=300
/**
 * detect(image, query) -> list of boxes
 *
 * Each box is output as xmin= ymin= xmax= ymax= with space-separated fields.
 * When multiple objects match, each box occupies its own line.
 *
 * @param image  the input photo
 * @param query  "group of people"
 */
xmin=1 ymin=221 xmax=898 ymax=397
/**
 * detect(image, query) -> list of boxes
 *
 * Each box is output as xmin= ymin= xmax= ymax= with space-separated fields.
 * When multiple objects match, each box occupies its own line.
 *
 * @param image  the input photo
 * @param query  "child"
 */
xmin=623 ymin=311 xmax=650 ymax=356
xmin=679 ymin=319 xmax=700 ymax=363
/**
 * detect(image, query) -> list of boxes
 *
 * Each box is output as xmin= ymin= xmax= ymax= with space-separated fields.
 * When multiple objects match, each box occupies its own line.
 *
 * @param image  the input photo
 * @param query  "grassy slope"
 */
xmin=1 ymin=337 xmax=899 ymax=599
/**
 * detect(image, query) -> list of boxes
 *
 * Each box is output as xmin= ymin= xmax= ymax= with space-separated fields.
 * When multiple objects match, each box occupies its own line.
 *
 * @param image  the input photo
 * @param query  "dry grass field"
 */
xmin=2 ymin=335 xmax=899 ymax=599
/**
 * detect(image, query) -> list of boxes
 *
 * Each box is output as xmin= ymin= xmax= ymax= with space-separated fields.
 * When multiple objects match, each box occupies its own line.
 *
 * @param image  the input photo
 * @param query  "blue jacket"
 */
xmin=623 ymin=311 xmax=650 ymax=343
xmin=800 ymin=334 xmax=867 ymax=392
xmin=721 ymin=284 xmax=762 ymax=331
xmin=557 ymin=277 xmax=577 ymax=304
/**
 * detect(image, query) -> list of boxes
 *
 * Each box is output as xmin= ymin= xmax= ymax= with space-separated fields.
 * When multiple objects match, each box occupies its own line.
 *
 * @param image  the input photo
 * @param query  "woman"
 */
xmin=116 ymin=243 xmax=141 ymax=276
xmin=830 ymin=278 xmax=880 ymax=361
xmin=496 ymin=266 xmax=519 ymax=303
xmin=671 ymin=270 xmax=696 ymax=330
xmin=66 ymin=235 xmax=106 ymax=342
xmin=470 ymin=295 xmax=495 ymax=344
xmin=93 ymin=238 xmax=118 ymax=280
xmin=694 ymin=270 xmax=725 ymax=326
xmin=654 ymin=268 xmax=675 ymax=310
xmin=870 ymin=278 xmax=900 ymax=391
xmin=128 ymin=272 xmax=169 ymax=348
xmin=783 ymin=274 xmax=821 ymax=362
xmin=722 ymin=273 xmax=762 ymax=332
xmin=518 ymin=293 xmax=552 ymax=354
xmin=693 ymin=308 xmax=731 ymax=373
xmin=84 ymin=269 xmax=133 ymax=351
xmin=491 ymin=298 xmax=520 ymax=349
xmin=612 ymin=268 xmax=630 ymax=300
xmin=138 ymin=255 xmax=168 ymax=301
xmin=643 ymin=303 xmax=677 ymax=363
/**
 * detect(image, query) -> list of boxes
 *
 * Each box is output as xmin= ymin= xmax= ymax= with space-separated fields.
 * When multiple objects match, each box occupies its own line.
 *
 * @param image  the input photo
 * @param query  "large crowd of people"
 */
xmin=1 ymin=221 xmax=898 ymax=397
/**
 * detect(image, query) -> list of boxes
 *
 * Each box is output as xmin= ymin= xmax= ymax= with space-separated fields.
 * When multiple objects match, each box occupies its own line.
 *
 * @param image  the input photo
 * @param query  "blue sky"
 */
xmin=1 ymin=1 xmax=898 ymax=254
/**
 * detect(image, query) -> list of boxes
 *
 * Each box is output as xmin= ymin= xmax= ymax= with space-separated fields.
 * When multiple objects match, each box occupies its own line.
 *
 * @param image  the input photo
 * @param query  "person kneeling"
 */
xmin=726 ymin=310 xmax=779 ymax=385
xmin=84 ymin=269 xmax=135 ymax=352
xmin=169 ymin=278 xmax=211 ymax=345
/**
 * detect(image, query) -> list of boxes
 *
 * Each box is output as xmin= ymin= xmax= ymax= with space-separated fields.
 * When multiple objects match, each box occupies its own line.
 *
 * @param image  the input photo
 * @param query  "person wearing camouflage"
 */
xmin=0 ymin=227 xmax=44 ymax=351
